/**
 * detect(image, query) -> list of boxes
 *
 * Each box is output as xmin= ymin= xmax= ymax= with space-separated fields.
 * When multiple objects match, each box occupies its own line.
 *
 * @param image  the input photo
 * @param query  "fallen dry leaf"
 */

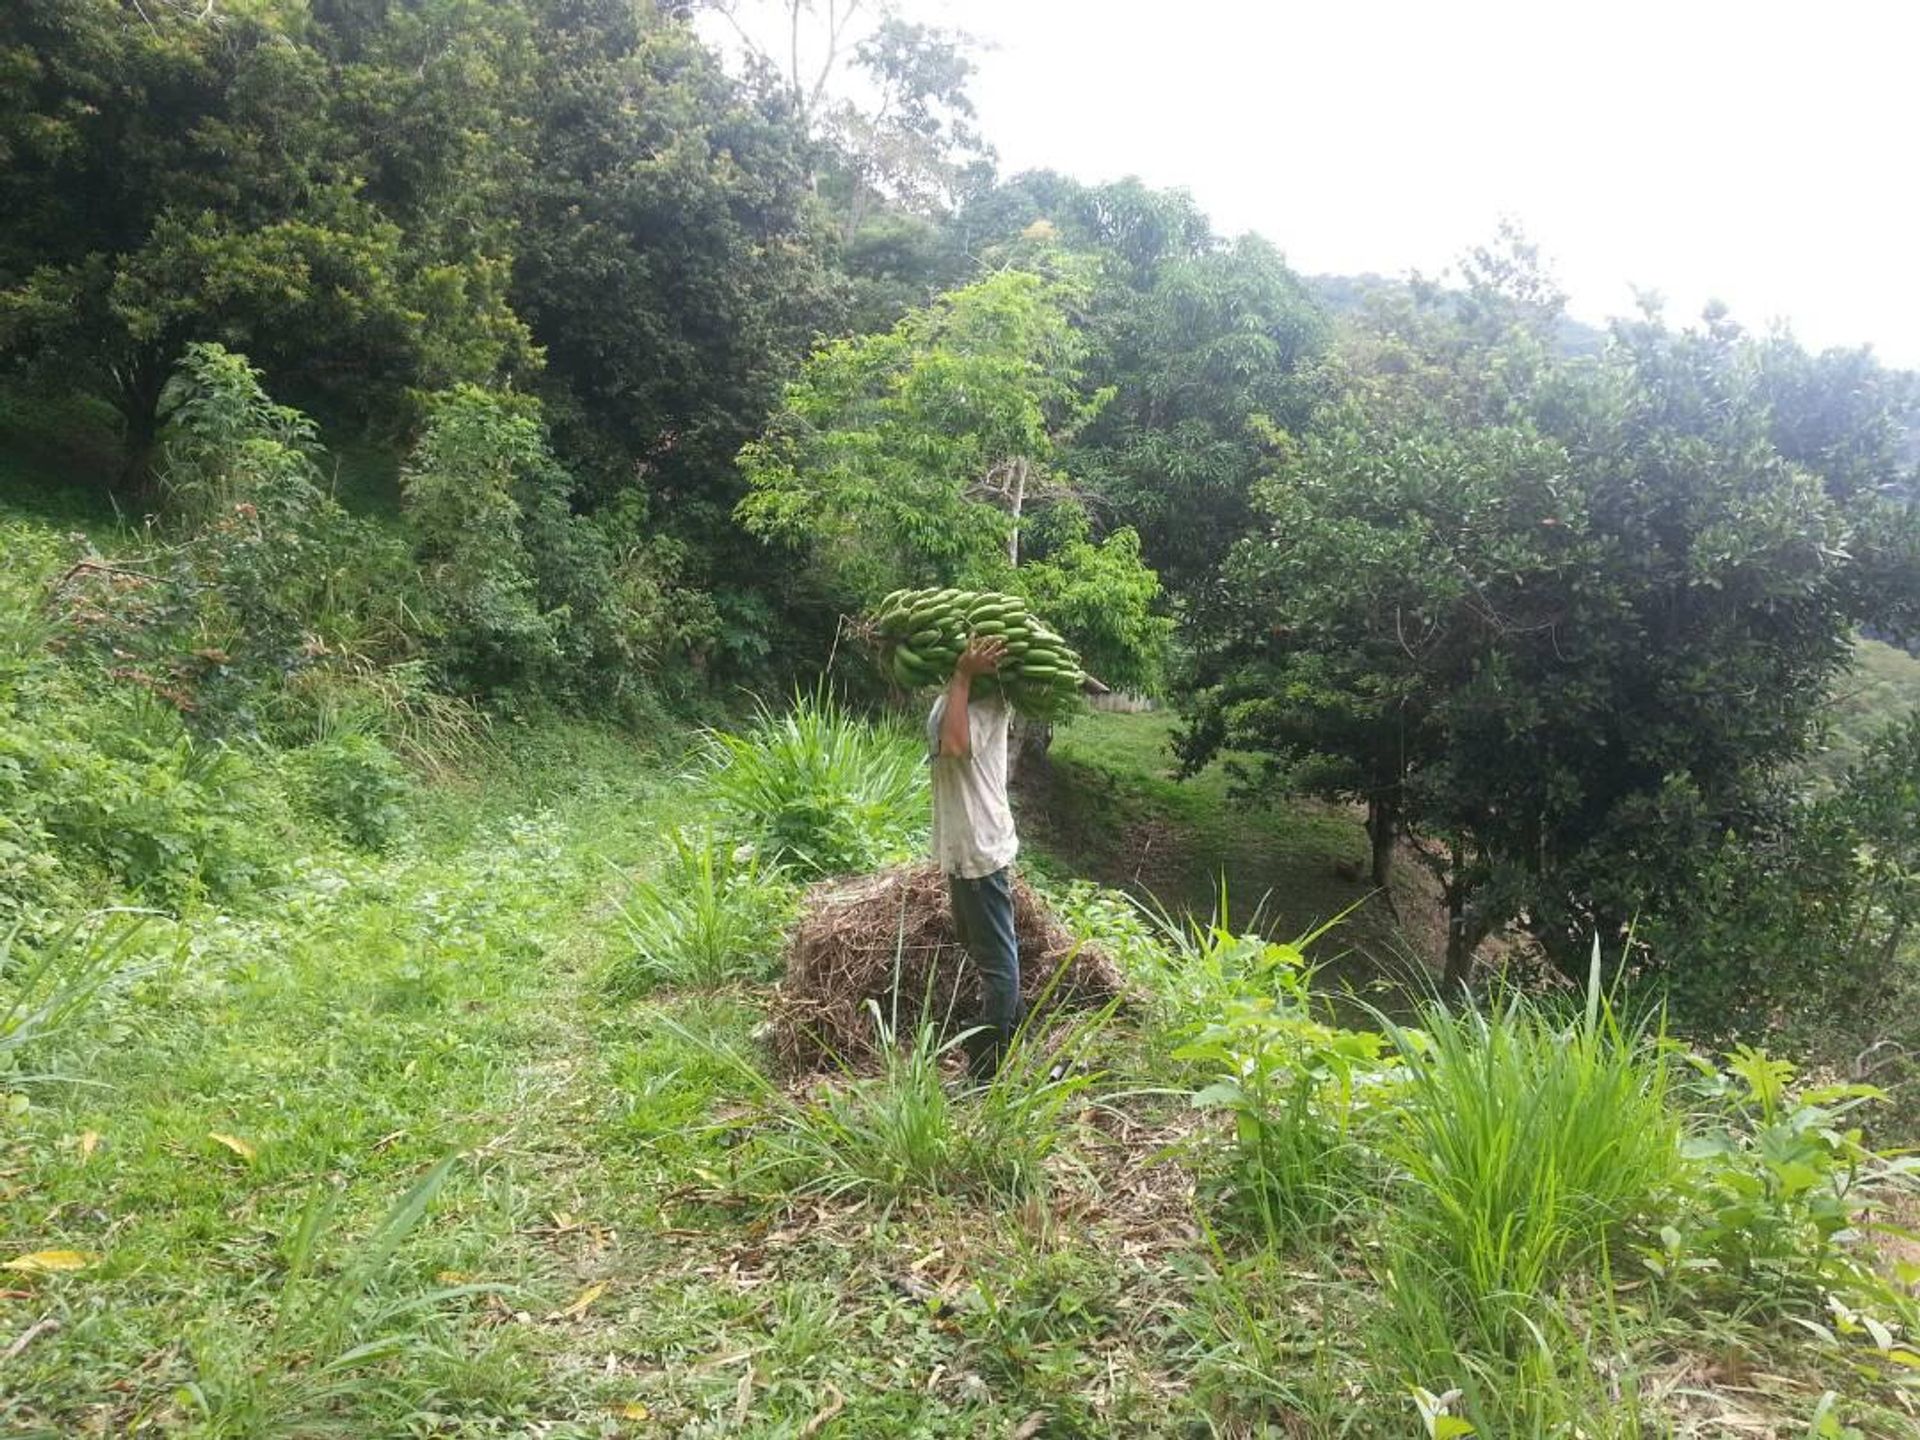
xmin=800 ymin=1383 xmax=845 ymax=1436
xmin=1010 ymin=1411 xmax=1047 ymax=1440
xmin=208 ymin=1132 xmax=256 ymax=1163
xmin=551 ymin=1281 xmax=607 ymax=1321
xmin=2 ymin=1250 xmax=93 ymax=1274
xmin=734 ymin=1365 xmax=754 ymax=1426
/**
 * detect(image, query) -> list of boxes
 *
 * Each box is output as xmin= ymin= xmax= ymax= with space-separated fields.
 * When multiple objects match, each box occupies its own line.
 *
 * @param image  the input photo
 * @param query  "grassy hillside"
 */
xmin=1024 ymin=710 xmax=1437 ymax=999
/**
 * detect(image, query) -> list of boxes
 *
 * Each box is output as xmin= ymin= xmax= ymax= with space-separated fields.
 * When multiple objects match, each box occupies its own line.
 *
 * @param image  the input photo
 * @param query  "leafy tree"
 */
xmin=0 ymin=0 xmax=532 ymax=491
xmin=738 ymin=268 xmax=1094 ymax=600
xmin=402 ymin=386 xmax=562 ymax=692
xmin=1072 ymin=234 xmax=1325 ymax=603
xmin=955 ymin=173 xmax=1326 ymax=605
xmin=700 ymin=1 xmax=994 ymax=229
xmin=511 ymin=0 xmax=845 ymax=512
xmin=736 ymin=267 xmax=1168 ymax=692
xmin=402 ymin=383 xmax=734 ymax=703
xmin=1184 ymin=246 xmax=1920 ymax=990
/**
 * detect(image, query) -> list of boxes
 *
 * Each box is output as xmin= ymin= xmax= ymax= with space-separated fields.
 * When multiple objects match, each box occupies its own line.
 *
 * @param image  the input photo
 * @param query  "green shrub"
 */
xmin=402 ymin=386 xmax=562 ymax=693
xmin=607 ymin=830 xmax=798 ymax=995
xmin=1652 ymin=1046 xmax=1920 ymax=1332
xmin=701 ymin=690 xmax=926 ymax=877
xmin=1176 ymin=998 xmax=1391 ymax=1244
xmin=0 ymin=689 xmax=273 ymax=907
xmin=1025 ymin=873 xmax=1168 ymax=985
xmin=283 ymin=731 xmax=411 ymax=852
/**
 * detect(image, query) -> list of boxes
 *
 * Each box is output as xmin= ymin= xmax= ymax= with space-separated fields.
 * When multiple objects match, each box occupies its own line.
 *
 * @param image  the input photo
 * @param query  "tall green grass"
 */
xmin=607 ymin=828 xmax=798 ymax=994
xmin=0 ymin=913 xmax=151 ymax=1083
xmin=1370 ymin=949 xmax=1684 ymax=1412
xmin=674 ymin=984 xmax=1114 ymax=1205
xmin=701 ymin=689 xmax=926 ymax=877
xmin=179 ymin=1154 xmax=500 ymax=1436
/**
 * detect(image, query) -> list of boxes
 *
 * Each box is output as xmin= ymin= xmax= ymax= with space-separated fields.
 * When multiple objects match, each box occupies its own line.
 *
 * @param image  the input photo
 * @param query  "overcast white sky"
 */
xmin=705 ymin=0 xmax=1920 ymax=366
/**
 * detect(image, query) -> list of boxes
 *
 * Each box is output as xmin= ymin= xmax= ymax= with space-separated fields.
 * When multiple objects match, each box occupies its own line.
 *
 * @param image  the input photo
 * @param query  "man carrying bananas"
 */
xmin=928 ymin=633 xmax=1023 ymax=1083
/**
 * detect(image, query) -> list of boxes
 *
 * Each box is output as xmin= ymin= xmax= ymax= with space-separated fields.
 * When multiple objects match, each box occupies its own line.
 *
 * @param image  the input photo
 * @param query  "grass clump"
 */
xmin=701 ymin=689 xmax=926 ymax=877
xmin=608 ymin=828 xmax=798 ymax=995
xmin=0 ymin=913 xmax=151 ymax=1086
xmin=1367 ymin=952 xmax=1685 ymax=1424
xmin=681 ymin=991 xmax=1110 ymax=1205
xmin=178 ymin=1154 xmax=500 ymax=1437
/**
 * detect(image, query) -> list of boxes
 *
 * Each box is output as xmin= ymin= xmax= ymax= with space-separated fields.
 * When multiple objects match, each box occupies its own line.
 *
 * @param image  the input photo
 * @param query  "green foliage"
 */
xmin=1654 ymin=1047 xmax=1920 ymax=1325
xmin=0 ymin=914 xmax=148 ymax=1087
xmin=737 ymin=266 xmax=1170 ymax=692
xmin=0 ymin=0 xmax=532 ymax=484
xmin=955 ymin=176 xmax=1327 ymax=598
xmin=1014 ymin=510 xmax=1171 ymax=694
xmin=53 ymin=345 xmax=424 ymax=733
xmin=1647 ymin=711 xmax=1920 ymax=1038
xmin=608 ymin=829 xmax=798 ymax=995
xmin=1184 ymin=236 xmax=1920 ymax=990
xmin=512 ymin=0 xmax=843 ymax=507
xmin=0 ymin=684 xmax=274 ymax=909
xmin=180 ymin=1154 xmax=486 ymax=1436
xmin=402 ymin=385 xmax=563 ymax=689
xmin=1174 ymin=954 xmax=1389 ymax=1241
xmin=402 ymin=384 xmax=742 ymax=702
xmin=700 ymin=690 xmax=927 ymax=877
xmin=738 ymin=268 xmax=1097 ymax=603
xmin=1818 ymin=638 xmax=1920 ymax=785
xmin=281 ymin=731 xmax=411 ymax=854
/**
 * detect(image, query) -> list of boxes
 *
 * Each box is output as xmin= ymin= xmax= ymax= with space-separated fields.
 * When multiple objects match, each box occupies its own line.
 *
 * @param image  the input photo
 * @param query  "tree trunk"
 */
xmin=1439 ymin=841 xmax=1486 ymax=996
xmin=1442 ymin=904 xmax=1477 ymax=995
xmin=1365 ymin=798 xmax=1397 ymax=891
xmin=1006 ymin=458 xmax=1026 ymax=566
xmin=114 ymin=354 xmax=168 ymax=507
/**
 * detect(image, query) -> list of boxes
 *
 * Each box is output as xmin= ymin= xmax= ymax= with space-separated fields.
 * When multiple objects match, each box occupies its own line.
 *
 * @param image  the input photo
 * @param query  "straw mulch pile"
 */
xmin=770 ymin=861 xmax=1128 ymax=1074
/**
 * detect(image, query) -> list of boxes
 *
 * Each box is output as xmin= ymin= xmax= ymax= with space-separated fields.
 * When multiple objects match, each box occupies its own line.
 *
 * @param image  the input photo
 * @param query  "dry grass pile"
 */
xmin=770 ymin=861 xmax=1126 ymax=1073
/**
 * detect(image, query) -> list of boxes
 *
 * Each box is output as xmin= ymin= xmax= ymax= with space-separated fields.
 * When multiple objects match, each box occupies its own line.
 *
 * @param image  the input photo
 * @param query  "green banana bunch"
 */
xmin=866 ymin=587 xmax=1087 ymax=719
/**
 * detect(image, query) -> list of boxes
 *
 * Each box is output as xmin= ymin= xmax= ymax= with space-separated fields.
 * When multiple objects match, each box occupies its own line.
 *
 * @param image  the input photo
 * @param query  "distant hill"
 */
xmin=1813 ymin=637 xmax=1920 ymax=783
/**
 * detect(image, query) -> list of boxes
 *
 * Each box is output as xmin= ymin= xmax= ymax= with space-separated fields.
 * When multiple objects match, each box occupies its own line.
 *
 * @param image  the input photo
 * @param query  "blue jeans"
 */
xmin=947 ymin=867 xmax=1023 ymax=1077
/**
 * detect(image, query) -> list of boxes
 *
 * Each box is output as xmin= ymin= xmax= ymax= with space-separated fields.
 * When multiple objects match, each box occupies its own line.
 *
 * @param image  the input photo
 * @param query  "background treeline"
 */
xmin=6 ymin=0 xmax=1920 ymax=1049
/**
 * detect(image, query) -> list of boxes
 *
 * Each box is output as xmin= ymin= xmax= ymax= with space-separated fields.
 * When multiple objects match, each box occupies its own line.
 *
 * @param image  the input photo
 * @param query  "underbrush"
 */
xmin=700 ymin=688 xmax=926 ymax=877
xmin=607 ymin=828 xmax=799 ymax=994
xmin=0 ymin=716 xmax=664 ymax=1435
xmin=8 ymin=581 xmax=1920 ymax=1435
xmin=679 ymin=997 xmax=1112 ymax=1206
xmin=1158 ymin=918 xmax=1920 ymax=1435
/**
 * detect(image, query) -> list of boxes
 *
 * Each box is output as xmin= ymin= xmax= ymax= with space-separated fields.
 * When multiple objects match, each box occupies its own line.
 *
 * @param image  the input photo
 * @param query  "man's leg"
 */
xmin=949 ymin=868 xmax=1022 ymax=1079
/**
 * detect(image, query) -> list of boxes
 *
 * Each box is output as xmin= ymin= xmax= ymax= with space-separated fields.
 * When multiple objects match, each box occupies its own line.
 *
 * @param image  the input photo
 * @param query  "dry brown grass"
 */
xmin=769 ymin=862 xmax=1128 ymax=1074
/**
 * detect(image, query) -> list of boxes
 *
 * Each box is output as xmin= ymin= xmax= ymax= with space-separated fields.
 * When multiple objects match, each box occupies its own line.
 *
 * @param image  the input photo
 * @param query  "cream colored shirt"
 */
xmin=926 ymin=691 xmax=1018 ymax=879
